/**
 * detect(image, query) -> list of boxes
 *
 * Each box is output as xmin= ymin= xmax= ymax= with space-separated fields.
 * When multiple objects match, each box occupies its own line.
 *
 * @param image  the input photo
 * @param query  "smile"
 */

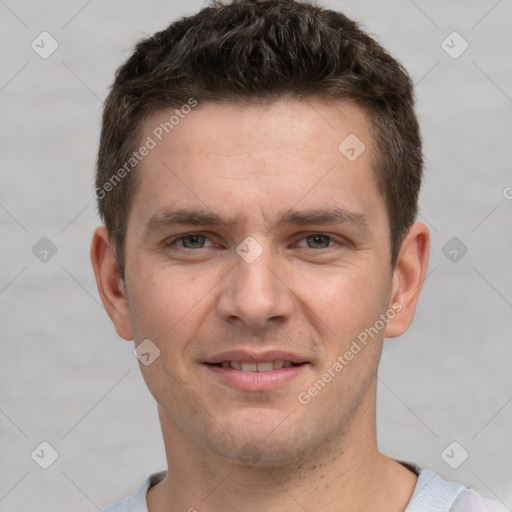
xmin=204 ymin=361 xmax=308 ymax=391
xmin=210 ymin=360 xmax=298 ymax=371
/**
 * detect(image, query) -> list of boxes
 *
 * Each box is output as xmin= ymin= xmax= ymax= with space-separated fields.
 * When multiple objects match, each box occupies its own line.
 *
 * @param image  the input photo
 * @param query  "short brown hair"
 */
xmin=96 ymin=0 xmax=423 ymax=278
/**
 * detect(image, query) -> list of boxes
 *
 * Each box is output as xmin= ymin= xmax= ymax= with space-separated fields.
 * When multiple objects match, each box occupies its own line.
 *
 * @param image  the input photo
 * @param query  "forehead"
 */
xmin=141 ymin=99 xmax=373 ymax=162
xmin=129 ymin=99 xmax=384 ymax=231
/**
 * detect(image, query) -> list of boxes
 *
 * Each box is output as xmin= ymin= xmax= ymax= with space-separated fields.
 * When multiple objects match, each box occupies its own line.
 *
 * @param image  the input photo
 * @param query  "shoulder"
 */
xmin=399 ymin=461 xmax=507 ymax=512
xmin=450 ymin=489 xmax=509 ymax=512
xmin=103 ymin=471 xmax=166 ymax=512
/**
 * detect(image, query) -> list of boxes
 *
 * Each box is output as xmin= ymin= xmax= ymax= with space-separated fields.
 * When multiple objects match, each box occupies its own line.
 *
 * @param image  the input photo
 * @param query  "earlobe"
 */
xmin=384 ymin=222 xmax=430 ymax=339
xmin=90 ymin=226 xmax=134 ymax=340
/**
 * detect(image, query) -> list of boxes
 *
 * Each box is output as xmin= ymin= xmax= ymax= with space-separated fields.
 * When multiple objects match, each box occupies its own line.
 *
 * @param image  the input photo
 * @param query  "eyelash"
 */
xmin=165 ymin=232 xmax=342 ymax=251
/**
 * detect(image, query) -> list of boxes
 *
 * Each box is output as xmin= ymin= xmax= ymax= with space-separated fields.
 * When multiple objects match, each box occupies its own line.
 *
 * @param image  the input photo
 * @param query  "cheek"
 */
xmin=127 ymin=269 xmax=206 ymax=392
xmin=126 ymin=263 xmax=228 ymax=371
xmin=127 ymin=265 xmax=201 ymax=340
xmin=290 ymin=264 xmax=389 ymax=338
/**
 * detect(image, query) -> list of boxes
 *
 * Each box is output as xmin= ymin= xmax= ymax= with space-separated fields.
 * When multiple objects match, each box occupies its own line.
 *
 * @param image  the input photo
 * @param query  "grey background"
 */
xmin=1 ymin=1 xmax=511 ymax=511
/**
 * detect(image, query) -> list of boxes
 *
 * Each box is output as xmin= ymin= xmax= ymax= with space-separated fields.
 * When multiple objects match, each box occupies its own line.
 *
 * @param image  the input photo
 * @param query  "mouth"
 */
xmin=206 ymin=360 xmax=303 ymax=372
xmin=203 ymin=352 xmax=310 ymax=391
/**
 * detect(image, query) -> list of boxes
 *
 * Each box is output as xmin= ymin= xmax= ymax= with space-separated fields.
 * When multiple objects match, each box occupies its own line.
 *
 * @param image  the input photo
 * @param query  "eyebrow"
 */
xmin=142 ymin=206 xmax=370 ymax=240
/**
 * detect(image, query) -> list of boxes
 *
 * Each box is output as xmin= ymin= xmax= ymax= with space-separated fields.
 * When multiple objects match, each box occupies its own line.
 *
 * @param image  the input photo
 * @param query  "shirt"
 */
xmin=103 ymin=461 xmax=508 ymax=512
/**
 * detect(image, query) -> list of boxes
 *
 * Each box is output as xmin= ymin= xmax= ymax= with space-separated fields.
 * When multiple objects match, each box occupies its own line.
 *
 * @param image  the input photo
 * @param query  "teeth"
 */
xmin=240 ymin=362 xmax=257 ymax=372
xmin=256 ymin=361 xmax=273 ymax=372
xmin=220 ymin=360 xmax=296 ymax=371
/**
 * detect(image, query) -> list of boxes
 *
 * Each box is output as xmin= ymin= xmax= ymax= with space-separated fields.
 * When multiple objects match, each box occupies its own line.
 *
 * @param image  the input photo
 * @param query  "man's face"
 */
xmin=122 ymin=100 xmax=396 ymax=466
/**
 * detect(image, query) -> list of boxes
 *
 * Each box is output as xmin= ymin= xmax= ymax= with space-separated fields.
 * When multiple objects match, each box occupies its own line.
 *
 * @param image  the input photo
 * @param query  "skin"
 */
xmin=91 ymin=99 xmax=430 ymax=512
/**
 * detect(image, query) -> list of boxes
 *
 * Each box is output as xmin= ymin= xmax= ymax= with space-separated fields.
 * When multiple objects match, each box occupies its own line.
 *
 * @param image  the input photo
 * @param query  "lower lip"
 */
xmin=204 ymin=364 xmax=308 ymax=391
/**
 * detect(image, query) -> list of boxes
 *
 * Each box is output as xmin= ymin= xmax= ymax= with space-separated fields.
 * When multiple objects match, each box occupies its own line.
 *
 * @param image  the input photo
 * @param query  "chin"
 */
xmin=207 ymin=410 xmax=323 ymax=469
xmin=225 ymin=439 xmax=307 ymax=469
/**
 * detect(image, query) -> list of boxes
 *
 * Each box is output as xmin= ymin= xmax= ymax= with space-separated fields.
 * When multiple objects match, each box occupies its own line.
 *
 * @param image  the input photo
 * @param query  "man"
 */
xmin=90 ymin=1 xmax=506 ymax=510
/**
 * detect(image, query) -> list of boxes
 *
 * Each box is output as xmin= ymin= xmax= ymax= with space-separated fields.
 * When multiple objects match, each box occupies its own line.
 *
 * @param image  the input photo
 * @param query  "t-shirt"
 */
xmin=103 ymin=461 xmax=508 ymax=512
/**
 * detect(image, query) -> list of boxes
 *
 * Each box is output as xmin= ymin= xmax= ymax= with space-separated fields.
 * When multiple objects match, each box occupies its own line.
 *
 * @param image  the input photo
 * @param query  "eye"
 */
xmin=165 ymin=232 xmax=343 ymax=252
xmin=167 ymin=234 xmax=216 ymax=250
xmin=296 ymin=234 xmax=336 ymax=249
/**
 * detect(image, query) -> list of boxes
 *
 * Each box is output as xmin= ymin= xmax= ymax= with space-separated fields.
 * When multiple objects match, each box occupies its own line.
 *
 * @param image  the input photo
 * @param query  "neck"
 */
xmin=147 ymin=382 xmax=417 ymax=512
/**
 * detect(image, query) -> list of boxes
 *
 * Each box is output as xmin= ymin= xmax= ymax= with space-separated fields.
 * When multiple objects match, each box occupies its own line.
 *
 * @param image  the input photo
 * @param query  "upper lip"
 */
xmin=204 ymin=349 xmax=309 ymax=365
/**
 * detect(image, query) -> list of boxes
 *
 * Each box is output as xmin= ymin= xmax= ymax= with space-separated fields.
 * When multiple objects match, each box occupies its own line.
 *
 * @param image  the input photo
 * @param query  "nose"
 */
xmin=216 ymin=243 xmax=295 ymax=330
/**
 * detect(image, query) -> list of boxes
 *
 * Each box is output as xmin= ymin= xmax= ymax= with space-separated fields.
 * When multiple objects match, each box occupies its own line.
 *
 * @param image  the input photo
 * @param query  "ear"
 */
xmin=90 ymin=226 xmax=133 ymax=340
xmin=384 ymin=222 xmax=430 ymax=338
